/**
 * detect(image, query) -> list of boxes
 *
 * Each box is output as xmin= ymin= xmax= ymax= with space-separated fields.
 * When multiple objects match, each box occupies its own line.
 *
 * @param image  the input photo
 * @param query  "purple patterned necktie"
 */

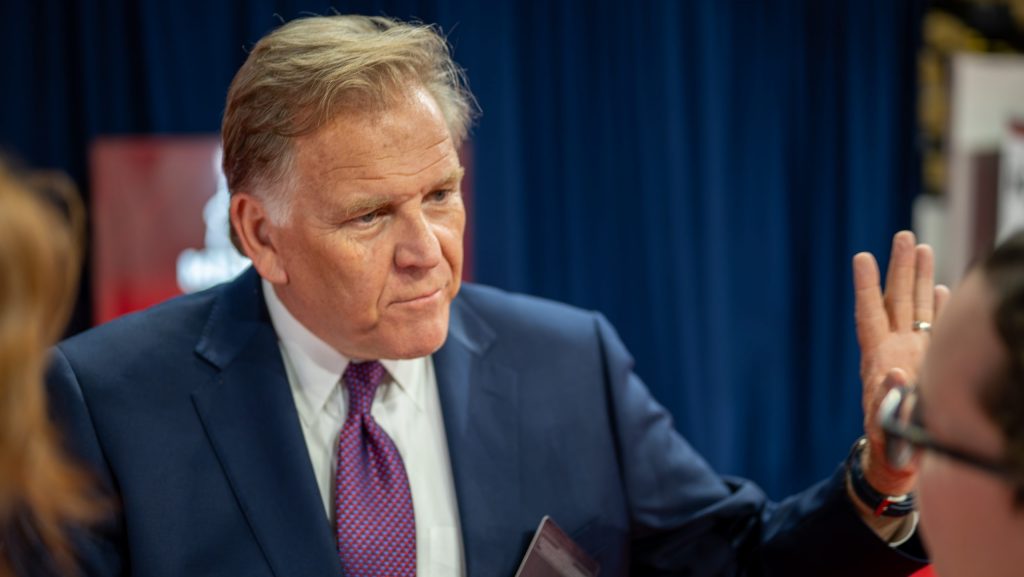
xmin=335 ymin=361 xmax=416 ymax=577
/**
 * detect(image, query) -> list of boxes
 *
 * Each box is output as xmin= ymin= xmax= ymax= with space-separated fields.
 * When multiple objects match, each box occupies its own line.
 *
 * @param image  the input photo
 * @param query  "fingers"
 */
xmin=883 ymin=231 xmax=917 ymax=332
xmin=913 ymin=244 xmax=935 ymax=324
xmin=853 ymin=252 xmax=888 ymax=350
xmin=934 ymin=284 xmax=951 ymax=319
xmin=856 ymin=232 xmax=940 ymax=347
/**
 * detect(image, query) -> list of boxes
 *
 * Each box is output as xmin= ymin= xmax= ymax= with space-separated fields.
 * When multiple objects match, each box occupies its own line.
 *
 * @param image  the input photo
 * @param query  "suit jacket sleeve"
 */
xmin=592 ymin=313 xmax=927 ymax=576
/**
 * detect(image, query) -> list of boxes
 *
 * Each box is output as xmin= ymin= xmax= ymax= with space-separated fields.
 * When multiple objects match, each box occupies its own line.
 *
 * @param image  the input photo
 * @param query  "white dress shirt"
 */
xmin=262 ymin=280 xmax=465 ymax=577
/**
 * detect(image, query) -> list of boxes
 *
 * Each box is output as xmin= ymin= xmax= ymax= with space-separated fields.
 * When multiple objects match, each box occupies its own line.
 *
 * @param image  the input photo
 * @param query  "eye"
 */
xmin=350 ymin=208 xmax=386 ymax=226
xmin=428 ymin=189 xmax=451 ymax=202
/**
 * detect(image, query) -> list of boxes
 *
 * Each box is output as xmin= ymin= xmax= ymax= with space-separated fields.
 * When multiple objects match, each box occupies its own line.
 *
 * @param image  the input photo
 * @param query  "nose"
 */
xmin=394 ymin=212 xmax=442 ymax=271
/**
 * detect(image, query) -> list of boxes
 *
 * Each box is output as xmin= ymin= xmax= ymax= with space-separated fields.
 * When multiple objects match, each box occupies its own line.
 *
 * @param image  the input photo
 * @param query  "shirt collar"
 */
xmin=261 ymin=279 xmax=425 ymax=418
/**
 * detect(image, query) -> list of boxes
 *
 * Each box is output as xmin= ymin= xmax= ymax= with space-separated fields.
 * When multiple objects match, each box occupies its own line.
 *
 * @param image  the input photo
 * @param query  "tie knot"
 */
xmin=342 ymin=361 xmax=387 ymax=417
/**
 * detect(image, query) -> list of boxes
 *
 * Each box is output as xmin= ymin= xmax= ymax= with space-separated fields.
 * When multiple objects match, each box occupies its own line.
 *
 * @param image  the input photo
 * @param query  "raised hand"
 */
xmin=852 ymin=231 xmax=950 ymax=495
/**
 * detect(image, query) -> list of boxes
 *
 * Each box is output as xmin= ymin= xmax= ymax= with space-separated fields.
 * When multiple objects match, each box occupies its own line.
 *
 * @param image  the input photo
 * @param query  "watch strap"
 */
xmin=847 ymin=436 xmax=916 ymax=517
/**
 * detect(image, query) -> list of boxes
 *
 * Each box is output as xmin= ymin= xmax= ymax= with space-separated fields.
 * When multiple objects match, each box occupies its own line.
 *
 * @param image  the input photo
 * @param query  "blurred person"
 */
xmin=879 ymin=230 xmax=1024 ymax=577
xmin=0 ymin=160 xmax=101 ymax=576
xmin=49 ymin=14 xmax=939 ymax=577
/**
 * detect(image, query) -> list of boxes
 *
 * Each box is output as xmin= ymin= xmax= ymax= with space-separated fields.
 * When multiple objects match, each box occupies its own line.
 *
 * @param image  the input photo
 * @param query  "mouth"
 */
xmin=391 ymin=287 xmax=444 ymax=307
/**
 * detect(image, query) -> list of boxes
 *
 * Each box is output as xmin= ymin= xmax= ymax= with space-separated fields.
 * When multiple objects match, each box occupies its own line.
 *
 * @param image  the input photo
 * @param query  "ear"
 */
xmin=230 ymin=192 xmax=288 ymax=284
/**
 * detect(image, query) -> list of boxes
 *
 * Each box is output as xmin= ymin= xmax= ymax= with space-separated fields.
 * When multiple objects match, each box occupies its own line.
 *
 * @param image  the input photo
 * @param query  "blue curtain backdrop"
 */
xmin=0 ymin=0 xmax=924 ymax=499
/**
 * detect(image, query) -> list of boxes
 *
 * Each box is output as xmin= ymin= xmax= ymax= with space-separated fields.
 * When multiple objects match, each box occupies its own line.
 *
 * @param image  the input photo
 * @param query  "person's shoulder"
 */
xmin=58 ymin=279 xmax=225 ymax=360
xmin=455 ymin=282 xmax=585 ymax=315
xmin=450 ymin=284 xmax=627 ymax=377
xmin=456 ymin=282 xmax=598 ymax=328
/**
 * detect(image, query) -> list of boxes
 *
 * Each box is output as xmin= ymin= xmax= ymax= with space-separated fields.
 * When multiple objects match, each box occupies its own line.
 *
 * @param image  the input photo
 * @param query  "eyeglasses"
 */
xmin=877 ymin=385 xmax=1019 ymax=481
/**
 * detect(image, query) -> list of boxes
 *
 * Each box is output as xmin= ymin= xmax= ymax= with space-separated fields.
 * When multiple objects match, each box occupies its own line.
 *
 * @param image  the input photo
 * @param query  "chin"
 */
xmin=384 ymin=337 xmax=447 ymax=359
xmin=378 ymin=322 xmax=450 ymax=359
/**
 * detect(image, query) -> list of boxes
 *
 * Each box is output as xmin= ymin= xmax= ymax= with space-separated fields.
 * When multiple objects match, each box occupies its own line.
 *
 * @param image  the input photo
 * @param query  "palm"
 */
xmin=852 ymin=231 xmax=949 ymax=494
xmin=860 ymin=332 xmax=927 ymax=441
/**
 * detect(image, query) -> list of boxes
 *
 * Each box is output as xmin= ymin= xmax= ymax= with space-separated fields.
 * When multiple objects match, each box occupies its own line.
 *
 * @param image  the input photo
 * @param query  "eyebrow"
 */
xmin=338 ymin=195 xmax=391 ymax=220
xmin=337 ymin=166 xmax=465 ymax=220
xmin=433 ymin=166 xmax=465 ymax=190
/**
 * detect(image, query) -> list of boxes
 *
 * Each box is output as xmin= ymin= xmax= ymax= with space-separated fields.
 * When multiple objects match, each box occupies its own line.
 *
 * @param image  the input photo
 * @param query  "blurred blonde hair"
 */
xmin=0 ymin=160 xmax=100 ymax=576
xmin=222 ymin=13 xmax=476 ymax=241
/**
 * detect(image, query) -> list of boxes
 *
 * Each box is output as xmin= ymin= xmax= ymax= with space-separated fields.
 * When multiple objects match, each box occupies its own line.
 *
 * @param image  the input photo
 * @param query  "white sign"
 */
xmin=176 ymin=148 xmax=251 ymax=293
xmin=998 ymin=120 xmax=1024 ymax=242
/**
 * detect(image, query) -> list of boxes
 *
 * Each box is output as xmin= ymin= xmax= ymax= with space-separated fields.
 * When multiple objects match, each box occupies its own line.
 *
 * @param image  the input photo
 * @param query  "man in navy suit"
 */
xmin=49 ymin=14 xmax=938 ymax=577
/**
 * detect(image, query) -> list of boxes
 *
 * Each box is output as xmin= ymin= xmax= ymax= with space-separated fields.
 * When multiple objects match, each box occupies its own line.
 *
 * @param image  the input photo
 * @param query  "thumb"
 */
xmin=867 ymin=368 xmax=911 ymax=447
xmin=881 ymin=368 xmax=910 ymax=394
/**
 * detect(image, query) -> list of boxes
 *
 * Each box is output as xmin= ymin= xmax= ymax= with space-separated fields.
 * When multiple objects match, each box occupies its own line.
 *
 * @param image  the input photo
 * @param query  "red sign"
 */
xmin=90 ymin=137 xmax=236 ymax=324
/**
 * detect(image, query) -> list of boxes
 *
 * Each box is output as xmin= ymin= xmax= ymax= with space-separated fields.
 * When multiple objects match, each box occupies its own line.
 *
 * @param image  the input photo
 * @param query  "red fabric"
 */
xmin=911 ymin=567 xmax=935 ymax=576
xmin=90 ymin=137 xmax=221 ymax=324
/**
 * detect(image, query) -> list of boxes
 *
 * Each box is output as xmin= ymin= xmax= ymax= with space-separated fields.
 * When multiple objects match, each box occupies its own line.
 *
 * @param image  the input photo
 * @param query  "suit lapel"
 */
xmin=434 ymin=295 xmax=524 ymax=576
xmin=191 ymin=269 xmax=341 ymax=577
xmin=189 ymin=273 xmax=527 ymax=576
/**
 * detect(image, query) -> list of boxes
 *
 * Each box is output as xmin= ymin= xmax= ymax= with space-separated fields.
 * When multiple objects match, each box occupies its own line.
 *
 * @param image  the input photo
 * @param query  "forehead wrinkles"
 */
xmin=290 ymin=87 xmax=456 ymax=191
xmin=341 ymin=153 xmax=454 ymax=187
xmin=310 ymin=89 xmax=446 ymax=151
xmin=321 ymin=133 xmax=452 ymax=177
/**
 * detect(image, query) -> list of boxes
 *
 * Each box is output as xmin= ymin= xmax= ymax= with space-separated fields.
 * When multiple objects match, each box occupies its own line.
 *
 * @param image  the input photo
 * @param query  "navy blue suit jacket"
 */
xmin=48 ymin=269 xmax=925 ymax=576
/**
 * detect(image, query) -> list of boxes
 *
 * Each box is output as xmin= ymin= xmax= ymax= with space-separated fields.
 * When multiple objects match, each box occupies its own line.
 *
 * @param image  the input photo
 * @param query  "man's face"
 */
xmin=917 ymin=272 xmax=1024 ymax=577
xmin=262 ymin=88 xmax=465 ymax=360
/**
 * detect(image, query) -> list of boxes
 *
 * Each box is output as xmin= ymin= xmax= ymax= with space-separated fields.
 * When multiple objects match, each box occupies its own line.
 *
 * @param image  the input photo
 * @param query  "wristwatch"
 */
xmin=847 ymin=436 xmax=916 ymax=517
